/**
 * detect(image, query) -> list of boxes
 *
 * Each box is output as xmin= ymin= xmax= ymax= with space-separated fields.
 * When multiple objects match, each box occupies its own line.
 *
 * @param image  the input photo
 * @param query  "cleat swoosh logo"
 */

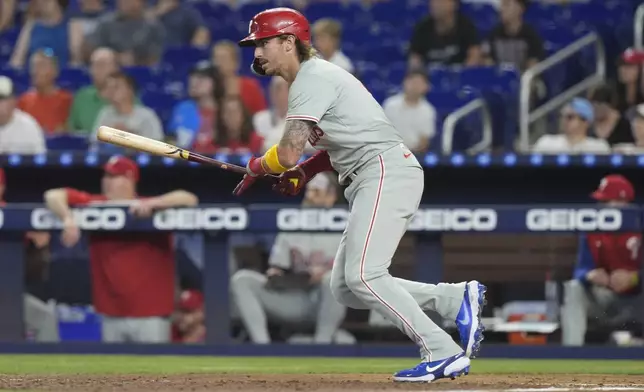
xmin=458 ymin=307 xmax=471 ymax=325
xmin=426 ymin=360 xmax=447 ymax=373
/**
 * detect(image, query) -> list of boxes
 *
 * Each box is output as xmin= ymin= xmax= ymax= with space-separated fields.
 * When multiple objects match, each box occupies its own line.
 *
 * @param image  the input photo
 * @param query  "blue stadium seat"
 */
xmin=46 ymin=135 xmax=89 ymax=151
xmin=162 ymin=46 xmax=209 ymax=74
xmin=122 ymin=66 xmax=164 ymax=93
xmin=140 ymin=92 xmax=178 ymax=127
xmin=57 ymin=67 xmax=91 ymax=91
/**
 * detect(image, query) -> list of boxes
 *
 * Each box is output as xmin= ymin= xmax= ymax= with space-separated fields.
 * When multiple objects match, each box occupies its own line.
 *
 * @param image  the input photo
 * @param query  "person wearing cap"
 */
xmin=383 ymin=70 xmax=436 ymax=153
xmin=616 ymin=48 xmax=644 ymax=114
xmin=171 ymin=290 xmax=205 ymax=343
xmin=532 ymin=97 xmax=610 ymax=154
xmin=561 ymin=175 xmax=642 ymax=346
xmin=167 ymin=62 xmax=223 ymax=153
xmin=230 ymin=173 xmax=350 ymax=344
xmin=91 ymin=71 xmax=164 ymax=151
xmin=43 ymin=155 xmax=198 ymax=343
xmin=0 ymin=75 xmax=46 ymax=155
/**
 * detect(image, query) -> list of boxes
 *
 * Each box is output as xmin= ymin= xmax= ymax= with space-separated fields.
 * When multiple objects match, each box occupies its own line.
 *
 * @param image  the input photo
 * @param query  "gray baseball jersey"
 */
xmin=286 ymin=58 xmax=403 ymax=183
xmin=269 ymin=232 xmax=341 ymax=273
xmin=284 ymin=57 xmax=467 ymax=362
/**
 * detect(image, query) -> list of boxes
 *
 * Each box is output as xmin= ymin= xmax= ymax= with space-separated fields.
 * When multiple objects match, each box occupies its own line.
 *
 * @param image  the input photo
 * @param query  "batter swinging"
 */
xmin=234 ymin=8 xmax=486 ymax=383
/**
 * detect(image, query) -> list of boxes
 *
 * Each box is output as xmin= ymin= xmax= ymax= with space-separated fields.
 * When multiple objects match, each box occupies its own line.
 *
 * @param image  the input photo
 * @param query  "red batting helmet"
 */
xmin=238 ymin=7 xmax=311 ymax=48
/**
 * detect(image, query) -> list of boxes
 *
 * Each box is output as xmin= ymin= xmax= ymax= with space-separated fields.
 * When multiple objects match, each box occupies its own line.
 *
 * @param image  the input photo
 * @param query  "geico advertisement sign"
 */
xmin=526 ymin=208 xmax=622 ymax=231
xmin=276 ymin=208 xmax=497 ymax=231
xmin=31 ymin=208 xmax=126 ymax=230
xmin=277 ymin=208 xmax=349 ymax=231
xmin=153 ymin=208 xmax=247 ymax=230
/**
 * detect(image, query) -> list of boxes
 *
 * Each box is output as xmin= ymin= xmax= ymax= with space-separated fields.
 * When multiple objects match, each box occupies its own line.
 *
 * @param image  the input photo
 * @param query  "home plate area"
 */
xmin=4 ymin=374 xmax=644 ymax=391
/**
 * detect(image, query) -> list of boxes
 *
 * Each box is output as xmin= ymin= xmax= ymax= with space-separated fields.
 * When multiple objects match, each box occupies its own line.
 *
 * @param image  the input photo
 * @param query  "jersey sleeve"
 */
xmin=268 ymin=234 xmax=293 ymax=270
xmin=286 ymin=75 xmax=336 ymax=124
xmin=65 ymin=188 xmax=105 ymax=206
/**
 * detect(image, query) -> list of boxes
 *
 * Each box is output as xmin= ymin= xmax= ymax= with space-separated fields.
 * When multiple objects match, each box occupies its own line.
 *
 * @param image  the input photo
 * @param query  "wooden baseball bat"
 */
xmin=96 ymin=126 xmax=248 ymax=175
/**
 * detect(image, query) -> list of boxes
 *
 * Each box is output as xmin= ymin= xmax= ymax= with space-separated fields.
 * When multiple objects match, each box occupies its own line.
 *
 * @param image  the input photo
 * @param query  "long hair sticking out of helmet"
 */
xmin=279 ymin=35 xmax=318 ymax=63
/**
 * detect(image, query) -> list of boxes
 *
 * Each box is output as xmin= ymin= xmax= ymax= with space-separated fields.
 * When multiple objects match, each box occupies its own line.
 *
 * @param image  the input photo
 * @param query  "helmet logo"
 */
xmin=248 ymin=20 xmax=253 ymax=34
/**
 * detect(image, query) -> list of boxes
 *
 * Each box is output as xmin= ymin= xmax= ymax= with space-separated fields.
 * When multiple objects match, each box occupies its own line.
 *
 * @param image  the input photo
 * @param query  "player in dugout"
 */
xmin=231 ymin=172 xmax=349 ymax=344
xmin=0 ymin=168 xmax=59 ymax=342
xmin=561 ymin=174 xmax=643 ymax=346
xmin=43 ymin=155 xmax=199 ymax=343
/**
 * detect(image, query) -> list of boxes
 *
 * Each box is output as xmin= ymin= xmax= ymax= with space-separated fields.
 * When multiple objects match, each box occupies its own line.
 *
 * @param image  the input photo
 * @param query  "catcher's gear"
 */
xmin=273 ymin=167 xmax=307 ymax=196
xmin=238 ymin=7 xmax=310 ymax=47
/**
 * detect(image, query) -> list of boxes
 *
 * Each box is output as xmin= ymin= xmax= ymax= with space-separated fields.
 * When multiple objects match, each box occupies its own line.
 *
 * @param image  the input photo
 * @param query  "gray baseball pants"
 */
xmin=329 ymin=147 xmax=466 ymax=361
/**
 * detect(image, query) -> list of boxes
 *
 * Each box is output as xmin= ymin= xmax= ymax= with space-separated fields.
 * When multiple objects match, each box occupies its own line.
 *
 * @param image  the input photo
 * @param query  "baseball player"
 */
xmin=561 ymin=175 xmax=642 ymax=346
xmin=232 ymin=8 xmax=486 ymax=383
xmin=231 ymin=173 xmax=347 ymax=344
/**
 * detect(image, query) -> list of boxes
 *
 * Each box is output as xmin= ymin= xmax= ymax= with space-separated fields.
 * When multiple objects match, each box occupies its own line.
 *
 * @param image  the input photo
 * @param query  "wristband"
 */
xmin=264 ymin=145 xmax=289 ymax=173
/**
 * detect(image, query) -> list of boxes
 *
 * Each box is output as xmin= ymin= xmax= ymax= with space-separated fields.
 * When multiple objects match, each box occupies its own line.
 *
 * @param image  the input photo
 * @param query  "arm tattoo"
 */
xmin=278 ymin=119 xmax=314 ymax=155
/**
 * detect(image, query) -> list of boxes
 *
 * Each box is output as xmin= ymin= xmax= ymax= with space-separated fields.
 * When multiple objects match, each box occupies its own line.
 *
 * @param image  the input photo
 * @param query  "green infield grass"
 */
xmin=0 ymin=355 xmax=641 ymax=375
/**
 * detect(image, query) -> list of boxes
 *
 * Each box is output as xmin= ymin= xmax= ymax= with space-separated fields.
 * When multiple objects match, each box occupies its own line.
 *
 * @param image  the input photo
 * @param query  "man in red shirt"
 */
xmin=561 ymin=175 xmax=642 ymax=346
xmin=43 ymin=156 xmax=198 ymax=343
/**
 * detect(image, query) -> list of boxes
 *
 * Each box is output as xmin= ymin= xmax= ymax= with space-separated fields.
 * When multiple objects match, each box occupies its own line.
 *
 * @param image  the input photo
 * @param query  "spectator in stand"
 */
xmin=561 ymin=175 xmax=642 ymax=346
xmin=589 ymin=84 xmax=633 ymax=147
xmin=148 ymin=0 xmax=210 ymax=47
xmin=383 ymin=70 xmax=436 ymax=153
xmin=312 ymin=18 xmax=354 ymax=74
xmin=408 ymin=0 xmax=481 ymax=68
xmin=0 ymin=0 xmax=16 ymax=32
xmin=0 ymin=76 xmax=46 ymax=155
xmin=483 ymin=0 xmax=543 ymax=72
xmin=68 ymin=0 xmax=107 ymax=63
xmin=532 ymin=98 xmax=610 ymax=154
xmin=614 ymin=104 xmax=644 ymax=154
xmin=231 ymin=173 xmax=348 ymax=344
xmin=211 ymin=40 xmax=267 ymax=114
xmin=171 ymin=290 xmax=205 ymax=343
xmin=18 ymin=49 xmax=72 ymax=134
xmin=87 ymin=0 xmax=165 ymax=67
xmin=217 ymin=96 xmax=263 ymax=154
xmin=92 ymin=71 xmax=164 ymax=147
xmin=168 ymin=62 xmax=224 ymax=154
xmin=615 ymin=49 xmax=644 ymax=115
xmin=10 ymin=0 xmax=80 ymax=68
xmin=253 ymin=76 xmax=288 ymax=153
xmin=67 ymin=47 xmax=119 ymax=136
xmin=43 ymin=156 xmax=199 ymax=343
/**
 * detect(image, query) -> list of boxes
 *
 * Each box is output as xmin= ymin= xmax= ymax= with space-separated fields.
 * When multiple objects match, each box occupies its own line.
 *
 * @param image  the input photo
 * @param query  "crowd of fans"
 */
xmin=5 ymin=0 xmax=636 ymax=156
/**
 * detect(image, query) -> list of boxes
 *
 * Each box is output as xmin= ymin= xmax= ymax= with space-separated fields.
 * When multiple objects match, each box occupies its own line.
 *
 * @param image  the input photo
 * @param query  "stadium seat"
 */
xmin=122 ymin=66 xmax=164 ymax=93
xmin=57 ymin=67 xmax=91 ymax=91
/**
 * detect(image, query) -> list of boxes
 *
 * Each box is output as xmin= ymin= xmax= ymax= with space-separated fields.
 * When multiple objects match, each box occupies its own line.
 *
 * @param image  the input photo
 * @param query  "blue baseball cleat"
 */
xmin=456 ymin=280 xmax=487 ymax=358
xmin=393 ymin=352 xmax=470 ymax=383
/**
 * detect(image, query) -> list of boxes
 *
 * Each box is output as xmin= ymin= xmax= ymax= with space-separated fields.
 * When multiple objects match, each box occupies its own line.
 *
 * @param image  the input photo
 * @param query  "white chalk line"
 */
xmin=433 ymin=387 xmax=644 ymax=392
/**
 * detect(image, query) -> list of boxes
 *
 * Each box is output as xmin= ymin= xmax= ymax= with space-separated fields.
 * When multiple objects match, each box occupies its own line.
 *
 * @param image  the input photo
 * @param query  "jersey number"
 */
xmin=626 ymin=236 xmax=640 ymax=260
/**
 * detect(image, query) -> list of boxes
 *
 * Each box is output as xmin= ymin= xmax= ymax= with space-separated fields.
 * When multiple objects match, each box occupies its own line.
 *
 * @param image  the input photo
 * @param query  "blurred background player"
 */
xmin=0 ymin=168 xmax=58 ymax=342
xmin=561 ymin=175 xmax=642 ymax=346
xmin=231 ymin=173 xmax=349 ymax=344
xmin=43 ymin=156 xmax=198 ymax=343
xmin=172 ymin=289 xmax=205 ymax=344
